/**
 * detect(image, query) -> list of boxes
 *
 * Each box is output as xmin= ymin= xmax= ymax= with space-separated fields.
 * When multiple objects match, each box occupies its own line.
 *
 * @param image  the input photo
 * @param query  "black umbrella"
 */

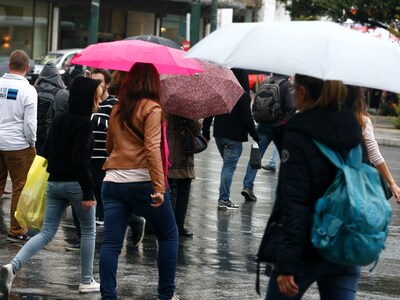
xmin=124 ymin=35 xmax=181 ymax=50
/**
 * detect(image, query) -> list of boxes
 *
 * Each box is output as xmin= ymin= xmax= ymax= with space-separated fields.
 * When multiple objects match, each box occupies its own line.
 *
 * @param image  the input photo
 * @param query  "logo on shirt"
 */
xmin=281 ymin=149 xmax=290 ymax=163
xmin=0 ymin=88 xmax=18 ymax=100
xmin=7 ymin=88 xmax=18 ymax=100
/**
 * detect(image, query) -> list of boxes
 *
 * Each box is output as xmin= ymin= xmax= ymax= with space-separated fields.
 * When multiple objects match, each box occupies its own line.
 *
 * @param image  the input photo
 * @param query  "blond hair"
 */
xmin=295 ymin=74 xmax=347 ymax=112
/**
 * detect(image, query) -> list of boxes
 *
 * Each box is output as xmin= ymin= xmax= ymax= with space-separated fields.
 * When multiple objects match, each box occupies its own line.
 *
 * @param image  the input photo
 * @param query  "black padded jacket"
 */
xmin=267 ymin=104 xmax=363 ymax=275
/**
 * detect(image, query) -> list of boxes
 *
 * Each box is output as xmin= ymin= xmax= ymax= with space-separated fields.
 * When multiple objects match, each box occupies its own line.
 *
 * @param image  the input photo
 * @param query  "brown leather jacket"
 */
xmin=103 ymin=99 xmax=165 ymax=193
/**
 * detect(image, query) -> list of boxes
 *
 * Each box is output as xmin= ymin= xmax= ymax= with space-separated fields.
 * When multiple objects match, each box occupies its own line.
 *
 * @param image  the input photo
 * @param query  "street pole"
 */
xmin=210 ymin=0 xmax=217 ymax=32
xmin=88 ymin=0 xmax=100 ymax=45
xmin=190 ymin=0 xmax=201 ymax=46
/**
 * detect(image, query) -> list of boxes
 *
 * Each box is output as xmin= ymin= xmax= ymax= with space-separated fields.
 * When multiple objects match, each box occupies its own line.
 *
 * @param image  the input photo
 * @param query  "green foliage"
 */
xmin=389 ymin=103 xmax=400 ymax=129
xmin=278 ymin=0 xmax=400 ymax=36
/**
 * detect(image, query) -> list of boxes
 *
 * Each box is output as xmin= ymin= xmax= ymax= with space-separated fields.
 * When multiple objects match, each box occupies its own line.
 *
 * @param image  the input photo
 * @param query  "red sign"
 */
xmin=182 ymin=40 xmax=190 ymax=51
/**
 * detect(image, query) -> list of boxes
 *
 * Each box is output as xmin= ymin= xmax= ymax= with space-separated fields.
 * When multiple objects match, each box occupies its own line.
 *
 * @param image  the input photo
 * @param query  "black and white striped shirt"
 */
xmin=91 ymin=96 xmax=118 ymax=159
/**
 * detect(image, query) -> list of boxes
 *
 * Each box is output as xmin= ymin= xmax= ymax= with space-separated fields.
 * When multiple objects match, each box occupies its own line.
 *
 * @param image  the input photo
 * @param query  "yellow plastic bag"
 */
xmin=15 ymin=155 xmax=49 ymax=230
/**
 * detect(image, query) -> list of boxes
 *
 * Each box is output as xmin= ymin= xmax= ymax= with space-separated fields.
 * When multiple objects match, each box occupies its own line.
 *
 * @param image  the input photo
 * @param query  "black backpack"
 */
xmin=35 ymin=85 xmax=60 ymax=153
xmin=252 ymin=78 xmax=286 ymax=122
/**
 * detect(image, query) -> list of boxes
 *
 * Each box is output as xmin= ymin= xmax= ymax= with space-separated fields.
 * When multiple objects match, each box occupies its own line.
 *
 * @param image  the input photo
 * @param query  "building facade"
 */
xmin=0 ymin=0 xmax=258 ymax=62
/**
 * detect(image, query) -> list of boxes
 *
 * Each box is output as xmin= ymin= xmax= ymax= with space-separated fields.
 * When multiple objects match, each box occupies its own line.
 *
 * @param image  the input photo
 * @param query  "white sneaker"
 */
xmin=0 ymin=264 xmax=15 ymax=296
xmin=79 ymin=278 xmax=100 ymax=294
xmin=159 ymin=293 xmax=179 ymax=300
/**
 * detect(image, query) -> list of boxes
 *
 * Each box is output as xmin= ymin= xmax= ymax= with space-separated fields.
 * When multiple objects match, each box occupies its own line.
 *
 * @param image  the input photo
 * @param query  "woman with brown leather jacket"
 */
xmin=99 ymin=63 xmax=178 ymax=300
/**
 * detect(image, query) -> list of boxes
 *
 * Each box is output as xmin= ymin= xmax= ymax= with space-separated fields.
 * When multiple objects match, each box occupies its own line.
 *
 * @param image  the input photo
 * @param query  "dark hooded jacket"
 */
xmin=35 ymin=63 xmax=70 ymax=154
xmin=35 ymin=62 xmax=69 ymax=116
xmin=267 ymin=104 xmax=363 ymax=275
xmin=42 ymin=77 xmax=100 ymax=201
xmin=202 ymin=68 xmax=260 ymax=143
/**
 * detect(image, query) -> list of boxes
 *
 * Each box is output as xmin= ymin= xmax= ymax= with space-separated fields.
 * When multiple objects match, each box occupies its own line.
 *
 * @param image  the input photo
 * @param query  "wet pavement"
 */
xmin=1 ymin=117 xmax=400 ymax=299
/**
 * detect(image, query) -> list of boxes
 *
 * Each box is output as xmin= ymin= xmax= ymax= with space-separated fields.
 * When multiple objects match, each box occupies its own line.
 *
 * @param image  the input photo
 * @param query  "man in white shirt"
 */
xmin=0 ymin=50 xmax=37 ymax=242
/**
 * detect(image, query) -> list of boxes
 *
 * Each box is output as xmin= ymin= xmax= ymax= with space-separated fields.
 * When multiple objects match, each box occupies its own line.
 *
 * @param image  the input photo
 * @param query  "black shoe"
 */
xmin=130 ymin=217 xmax=146 ymax=247
xmin=6 ymin=234 xmax=30 ymax=243
xmin=217 ymin=199 xmax=239 ymax=210
xmin=261 ymin=164 xmax=276 ymax=172
xmin=179 ymin=228 xmax=193 ymax=237
xmin=241 ymin=187 xmax=257 ymax=201
xmin=65 ymin=243 xmax=80 ymax=251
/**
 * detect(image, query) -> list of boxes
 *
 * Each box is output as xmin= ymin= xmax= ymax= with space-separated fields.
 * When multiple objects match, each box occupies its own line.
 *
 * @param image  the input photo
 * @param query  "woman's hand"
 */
xmin=81 ymin=200 xmax=96 ymax=210
xmin=151 ymin=192 xmax=164 ymax=207
xmin=389 ymin=183 xmax=400 ymax=203
xmin=277 ymin=274 xmax=299 ymax=298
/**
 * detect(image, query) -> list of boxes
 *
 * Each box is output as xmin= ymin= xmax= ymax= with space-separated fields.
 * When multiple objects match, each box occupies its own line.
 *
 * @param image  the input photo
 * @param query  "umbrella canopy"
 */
xmin=160 ymin=60 xmax=244 ymax=120
xmin=185 ymin=21 xmax=400 ymax=93
xmin=125 ymin=35 xmax=181 ymax=49
xmin=70 ymin=40 xmax=203 ymax=75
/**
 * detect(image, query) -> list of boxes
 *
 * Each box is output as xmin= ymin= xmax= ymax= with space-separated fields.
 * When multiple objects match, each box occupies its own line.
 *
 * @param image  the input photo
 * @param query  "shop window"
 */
xmin=0 ymin=0 xmax=35 ymax=61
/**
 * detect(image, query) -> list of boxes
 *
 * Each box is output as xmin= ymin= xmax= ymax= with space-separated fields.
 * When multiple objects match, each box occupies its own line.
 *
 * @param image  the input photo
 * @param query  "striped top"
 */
xmin=91 ymin=96 xmax=118 ymax=159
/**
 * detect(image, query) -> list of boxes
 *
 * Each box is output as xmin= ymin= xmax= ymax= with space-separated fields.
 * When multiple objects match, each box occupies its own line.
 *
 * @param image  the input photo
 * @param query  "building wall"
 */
xmin=126 ymin=11 xmax=155 ymax=37
xmin=0 ymin=0 xmax=273 ymax=63
xmin=257 ymin=0 xmax=291 ymax=22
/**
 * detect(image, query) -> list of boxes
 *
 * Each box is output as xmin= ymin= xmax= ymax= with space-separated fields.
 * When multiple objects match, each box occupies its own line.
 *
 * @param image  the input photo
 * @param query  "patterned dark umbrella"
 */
xmin=124 ymin=35 xmax=181 ymax=50
xmin=160 ymin=59 xmax=244 ymax=120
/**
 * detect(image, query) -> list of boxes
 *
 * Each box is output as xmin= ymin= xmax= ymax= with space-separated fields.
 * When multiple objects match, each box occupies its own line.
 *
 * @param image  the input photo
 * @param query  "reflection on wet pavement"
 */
xmin=1 ymin=141 xmax=400 ymax=299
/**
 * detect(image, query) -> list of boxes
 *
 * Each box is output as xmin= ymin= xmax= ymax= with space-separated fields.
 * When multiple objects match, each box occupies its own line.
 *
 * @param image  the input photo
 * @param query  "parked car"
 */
xmin=27 ymin=48 xmax=83 ymax=84
xmin=248 ymin=73 xmax=268 ymax=92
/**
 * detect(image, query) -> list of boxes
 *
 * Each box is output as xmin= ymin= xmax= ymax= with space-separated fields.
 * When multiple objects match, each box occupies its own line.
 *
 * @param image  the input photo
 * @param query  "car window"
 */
xmin=39 ymin=53 xmax=63 ymax=65
xmin=62 ymin=53 xmax=77 ymax=68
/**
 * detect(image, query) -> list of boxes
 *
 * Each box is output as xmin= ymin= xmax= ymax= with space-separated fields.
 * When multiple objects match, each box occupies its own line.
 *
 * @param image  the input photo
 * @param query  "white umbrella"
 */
xmin=185 ymin=21 xmax=400 ymax=93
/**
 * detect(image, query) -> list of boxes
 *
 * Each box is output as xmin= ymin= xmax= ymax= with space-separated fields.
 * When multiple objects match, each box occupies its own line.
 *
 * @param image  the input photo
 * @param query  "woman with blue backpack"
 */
xmin=260 ymin=75 xmax=365 ymax=300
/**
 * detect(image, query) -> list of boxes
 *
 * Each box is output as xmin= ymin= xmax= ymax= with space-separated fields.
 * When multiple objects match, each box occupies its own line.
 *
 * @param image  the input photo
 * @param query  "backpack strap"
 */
xmin=313 ymin=140 xmax=363 ymax=169
xmin=35 ymin=85 xmax=60 ymax=96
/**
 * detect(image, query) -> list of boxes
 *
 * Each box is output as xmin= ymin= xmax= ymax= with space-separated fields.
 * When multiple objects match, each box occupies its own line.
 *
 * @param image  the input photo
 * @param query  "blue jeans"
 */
xmin=11 ymin=181 xmax=96 ymax=284
xmin=266 ymin=261 xmax=360 ymax=300
xmin=243 ymin=122 xmax=275 ymax=189
xmin=215 ymin=138 xmax=243 ymax=200
xmin=100 ymin=181 xmax=178 ymax=300
xmin=267 ymin=145 xmax=279 ymax=168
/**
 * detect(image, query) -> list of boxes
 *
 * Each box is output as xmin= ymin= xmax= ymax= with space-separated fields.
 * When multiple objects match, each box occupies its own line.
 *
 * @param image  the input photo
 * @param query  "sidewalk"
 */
xmin=372 ymin=116 xmax=400 ymax=147
xmin=0 ymin=116 xmax=399 ymax=299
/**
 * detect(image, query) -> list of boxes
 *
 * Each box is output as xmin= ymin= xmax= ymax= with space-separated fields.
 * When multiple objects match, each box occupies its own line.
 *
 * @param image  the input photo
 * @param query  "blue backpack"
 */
xmin=311 ymin=140 xmax=392 ymax=267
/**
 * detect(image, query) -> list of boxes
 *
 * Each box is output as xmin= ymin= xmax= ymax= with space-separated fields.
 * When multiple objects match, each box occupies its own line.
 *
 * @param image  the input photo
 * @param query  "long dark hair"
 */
xmin=345 ymin=85 xmax=371 ymax=130
xmin=117 ymin=63 xmax=161 ymax=127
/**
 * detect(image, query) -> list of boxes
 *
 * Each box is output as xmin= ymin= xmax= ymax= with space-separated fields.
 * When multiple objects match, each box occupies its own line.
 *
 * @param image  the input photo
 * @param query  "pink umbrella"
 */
xmin=160 ymin=60 xmax=244 ymax=120
xmin=70 ymin=40 xmax=203 ymax=75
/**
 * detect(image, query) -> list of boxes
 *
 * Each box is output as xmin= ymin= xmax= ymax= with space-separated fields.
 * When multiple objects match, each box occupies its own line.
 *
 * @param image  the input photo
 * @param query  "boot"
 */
xmin=174 ymin=179 xmax=193 ymax=237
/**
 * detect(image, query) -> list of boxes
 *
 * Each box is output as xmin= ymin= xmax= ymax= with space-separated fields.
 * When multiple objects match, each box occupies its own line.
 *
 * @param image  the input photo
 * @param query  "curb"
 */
xmin=376 ymin=137 xmax=400 ymax=147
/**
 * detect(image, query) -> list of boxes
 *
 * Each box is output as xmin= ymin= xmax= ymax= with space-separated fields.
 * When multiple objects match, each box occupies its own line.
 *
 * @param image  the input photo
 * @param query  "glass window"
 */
xmin=161 ymin=14 xmax=186 ymax=46
xmin=38 ymin=52 xmax=63 ymax=65
xmin=33 ymin=1 xmax=49 ymax=60
xmin=0 ymin=0 xmax=35 ymax=62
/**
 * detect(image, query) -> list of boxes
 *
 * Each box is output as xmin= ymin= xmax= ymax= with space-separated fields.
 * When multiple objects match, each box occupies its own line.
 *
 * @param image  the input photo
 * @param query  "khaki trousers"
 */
xmin=0 ymin=147 xmax=36 ymax=236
